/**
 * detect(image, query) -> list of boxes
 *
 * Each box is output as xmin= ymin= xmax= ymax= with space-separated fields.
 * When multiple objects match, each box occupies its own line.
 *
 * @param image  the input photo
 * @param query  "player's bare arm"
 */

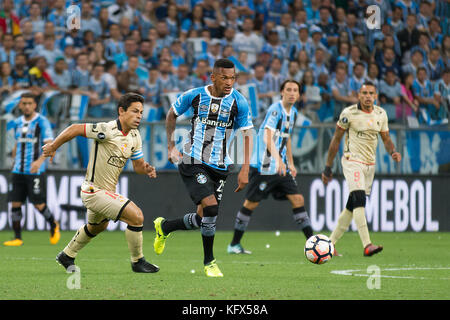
xmin=286 ymin=137 xmax=297 ymax=177
xmin=42 ymin=124 xmax=85 ymax=161
xmin=166 ymin=107 xmax=182 ymax=164
xmin=322 ymin=125 xmax=346 ymax=185
xmin=235 ymin=129 xmax=253 ymax=192
xmin=31 ymin=139 xmax=53 ymax=173
xmin=380 ymin=131 xmax=402 ymax=162
xmin=264 ymin=128 xmax=286 ymax=176
xmin=132 ymin=158 xmax=157 ymax=178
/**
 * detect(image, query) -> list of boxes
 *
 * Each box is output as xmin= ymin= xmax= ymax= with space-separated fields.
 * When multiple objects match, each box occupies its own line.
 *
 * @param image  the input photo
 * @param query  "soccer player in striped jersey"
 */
xmin=42 ymin=93 xmax=159 ymax=273
xmin=153 ymin=58 xmax=254 ymax=277
xmin=4 ymin=93 xmax=60 ymax=247
xmin=228 ymin=80 xmax=314 ymax=255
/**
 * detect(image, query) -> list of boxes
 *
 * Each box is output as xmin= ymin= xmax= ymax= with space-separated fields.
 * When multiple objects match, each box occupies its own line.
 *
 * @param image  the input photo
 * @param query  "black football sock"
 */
xmin=202 ymin=234 xmax=215 ymax=265
xmin=231 ymin=206 xmax=253 ymax=246
xmin=39 ymin=205 xmax=56 ymax=229
xmin=11 ymin=207 xmax=22 ymax=239
xmin=293 ymin=206 xmax=313 ymax=239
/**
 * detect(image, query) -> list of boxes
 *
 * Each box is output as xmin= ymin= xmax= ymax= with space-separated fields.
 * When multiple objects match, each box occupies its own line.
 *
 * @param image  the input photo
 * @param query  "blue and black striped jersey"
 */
xmin=11 ymin=113 xmax=54 ymax=175
xmin=172 ymin=86 xmax=253 ymax=170
xmin=251 ymin=101 xmax=298 ymax=175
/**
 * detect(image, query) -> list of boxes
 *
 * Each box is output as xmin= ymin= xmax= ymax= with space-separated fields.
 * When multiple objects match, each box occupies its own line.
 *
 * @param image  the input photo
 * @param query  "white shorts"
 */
xmin=80 ymin=181 xmax=130 ymax=224
xmin=341 ymin=156 xmax=375 ymax=195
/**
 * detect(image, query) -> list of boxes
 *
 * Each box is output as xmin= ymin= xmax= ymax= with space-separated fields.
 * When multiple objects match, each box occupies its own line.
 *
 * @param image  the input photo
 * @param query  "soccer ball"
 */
xmin=304 ymin=234 xmax=334 ymax=264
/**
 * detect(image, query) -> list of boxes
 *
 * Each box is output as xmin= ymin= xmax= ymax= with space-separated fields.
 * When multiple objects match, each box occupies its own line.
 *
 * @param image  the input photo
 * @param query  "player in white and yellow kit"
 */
xmin=322 ymin=82 xmax=402 ymax=257
xmin=42 ymin=93 xmax=159 ymax=273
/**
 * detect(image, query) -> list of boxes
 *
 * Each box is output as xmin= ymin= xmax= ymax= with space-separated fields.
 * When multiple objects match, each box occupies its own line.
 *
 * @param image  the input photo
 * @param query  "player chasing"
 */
xmin=153 ymin=58 xmax=254 ymax=277
xmin=322 ymin=81 xmax=402 ymax=257
xmin=42 ymin=93 xmax=160 ymax=273
xmin=4 ymin=93 xmax=60 ymax=247
xmin=228 ymin=80 xmax=313 ymax=255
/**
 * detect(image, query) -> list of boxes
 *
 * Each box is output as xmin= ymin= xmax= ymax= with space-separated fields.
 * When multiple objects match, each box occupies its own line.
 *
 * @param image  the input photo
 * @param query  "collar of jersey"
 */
xmin=204 ymin=85 xmax=234 ymax=99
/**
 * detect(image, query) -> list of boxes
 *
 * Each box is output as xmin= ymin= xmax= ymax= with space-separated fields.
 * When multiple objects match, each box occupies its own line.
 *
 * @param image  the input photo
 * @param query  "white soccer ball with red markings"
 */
xmin=304 ymin=234 xmax=334 ymax=264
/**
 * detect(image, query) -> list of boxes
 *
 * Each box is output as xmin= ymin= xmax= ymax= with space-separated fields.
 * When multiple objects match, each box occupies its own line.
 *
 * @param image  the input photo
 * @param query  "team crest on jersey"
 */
xmin=219 ymin=109 xmax=229 ymax=118
xmin=210 ymin=103 xmax=220 ymax=113
xmin=259 ymin=182 xmax=267 ymax=191
xmin=196 ymin=173 xmax=207 ymax=184
xmin=120 ymin=143 xmax=128 ymax=153
xmin=199 ymin=105 xmax=209 ymax=112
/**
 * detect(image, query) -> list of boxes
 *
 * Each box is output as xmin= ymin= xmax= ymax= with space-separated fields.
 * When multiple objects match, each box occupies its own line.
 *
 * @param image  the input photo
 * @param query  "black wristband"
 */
xmin=323 ymin=166 xmax=332 ymax=177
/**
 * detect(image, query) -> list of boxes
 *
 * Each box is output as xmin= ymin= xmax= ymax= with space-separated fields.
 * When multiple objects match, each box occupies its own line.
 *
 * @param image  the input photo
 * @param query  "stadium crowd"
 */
xmin=0 ymin=0 xmax=448 ymax=125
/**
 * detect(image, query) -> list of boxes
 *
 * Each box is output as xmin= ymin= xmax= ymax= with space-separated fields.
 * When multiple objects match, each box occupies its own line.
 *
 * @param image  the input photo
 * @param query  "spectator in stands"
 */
xmin=365 ymin=62 xmax=380 ymax=89
xmin=397 ymin=14 xmax=420 ymax=58
xmin=33 ymin=34 xmax=63 ymax=68
xmin=305 ymin=0 xmax=321 ymax=26
xmin=317 ymin=72 xmax=334 ymax=122
xmin=11 ymin=53 xmax=31 ymax=89
xmin=180 ymin=4 xmax=205 ymax=42
xmin=49 ymin=57 xmax=71 ymax=91
xmin=275 ymin=13 xmax=298 ymax=48
xmin=428 ymin=18 xmax=443 ymax=50
xmin=379 ymin=69 xmax=402 ymax=121
xmin=201 ymin=0 xmax=225 ymax=39
xmin=264 ymin=57 xmax=286 ymax=98
xmin=378 ymin=47 xmax=401 ymax=79
xmin=157 ymin=58 xmax=176 ymax=94
xmin=28 ymin=56 xmax=57 ymax=94
xmin=296 ymin=49 xmax=310 ymax=76
xmin=388 ymin=5 xmax=405 ymax=35
xmin=0 ymin=0 xmax=21 ymax=36
xmin=80 ymin=1 xmax=102 ymax=38
xmin=317 ymin=6 xmax=338 ymax=49
xmin=289 ymin=24 xmax=312 ymax=61
xmin=47 ymin=0 xmax=67 ymax=40
xmin=262 ymin=30 xmax=287 ymax=61
xmin=172 ymin=64 xmax=192 ymax=92
xmin=115 ymin=38 xmax=138 ymax=71
xmin=287 ymin=60 xmax=303 ymax=83
xmin=21 ymin=2 xmax=45 ymax=34
xmin=433 ymin=69 xmax=450 ymax=120
xmin=13 ymin=34 xmax=27 ymax=57
xmin=309 ymin=47 xmax=329 ymax=82
xmin=412 ymin=66 xmax=443 ymax=123
xmin=233 ymin=17 xmax=264 ymax=66
xmin=166 ymin=4 xmax=180 ymax=39
xmin=399 ymin=72 xmax=419 ymax=122
xmin=350 ymin=62 xmax=367 ymax=94
xmin=0 ymin=61 xmax=13 ymax=99
xmin=104 ymin=24 xmax=125 ymax=61
xmin=402 ymin=49 xmax=423 ymax=78
xmin=426 ymin=48 xmax=446 ymax=82
xmin=87 ymin=63 xmax=111 ymax=118
xmin=249 ymin=63 xmax=271 ymax=119
xmin=442 ymin=35 xmax=450 ymax=68
xmin=191 ymin=59 xmax=210 ymax=87
xmin=309 ymin=26 xmax=329 ymax=59
xmin=0 ymin=33 xmax=16 ymax=66
xmin=394 ymin=0 xmax=419 ymax=22
xmin=103 ymin=60 xmax=121 ymax=102
xmin=139 ymin=1 xmax=157 ymax=39
xmin=71 ymin=52 xmax=90 ymax=91
xmin=331 ymin=66 xmax=358 ymax=120
xmin=155 ymin=20 xmax=175 ymax=53
xmin=139 ymin=67 xmax=161 ymax=108
xmin=300 ymin=69 xmax=321 ymax=121
xmin=223 ymin=6 xmax=243 ymax=32
xmin=98 ymin=7 xmax=112 ymax=37
xmin=117 ymin=55 xmax=140 ymax=94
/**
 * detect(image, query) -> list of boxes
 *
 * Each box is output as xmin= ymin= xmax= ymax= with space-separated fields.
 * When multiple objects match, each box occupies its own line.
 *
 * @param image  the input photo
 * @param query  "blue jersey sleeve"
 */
xmin=264 ymin=105 xmax=281 ymax=131
xmin=234 ymin=93 xmax=253 ymax=130
xmin=172 ymin=88 xmax=195 ymax=116
xmin=40 ymin=117 xmax=54 ymax=142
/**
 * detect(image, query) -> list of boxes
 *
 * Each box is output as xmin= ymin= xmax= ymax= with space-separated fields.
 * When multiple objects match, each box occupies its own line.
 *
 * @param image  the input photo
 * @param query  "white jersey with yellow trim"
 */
xmin=84 ymin=119 xmax=143 ymax=192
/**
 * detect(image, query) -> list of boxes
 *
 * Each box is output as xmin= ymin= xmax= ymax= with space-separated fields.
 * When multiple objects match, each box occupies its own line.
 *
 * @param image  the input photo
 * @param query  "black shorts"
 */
xmin=245 ymin=167 xmax=299 ymax=202
xmin=7 ymin=173 xmax=47 ymax=204
xmin=178 ymin=160 xmax=229 ymax=206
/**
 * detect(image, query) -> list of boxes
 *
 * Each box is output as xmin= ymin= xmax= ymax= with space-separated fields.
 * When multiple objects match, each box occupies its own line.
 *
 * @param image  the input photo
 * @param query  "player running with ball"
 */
xmin=322 ymin=81 xmax=401 ymax=257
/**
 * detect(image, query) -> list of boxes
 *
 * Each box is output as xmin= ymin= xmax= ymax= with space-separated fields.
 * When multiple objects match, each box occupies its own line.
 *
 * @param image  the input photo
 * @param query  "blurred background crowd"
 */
xmin=0 ymin=0 xmax=448 ymax=126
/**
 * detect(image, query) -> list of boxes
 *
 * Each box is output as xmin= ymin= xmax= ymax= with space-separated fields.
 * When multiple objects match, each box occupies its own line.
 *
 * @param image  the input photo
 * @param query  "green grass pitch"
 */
xmin=1 ymin=230 xmax=449 ymax=300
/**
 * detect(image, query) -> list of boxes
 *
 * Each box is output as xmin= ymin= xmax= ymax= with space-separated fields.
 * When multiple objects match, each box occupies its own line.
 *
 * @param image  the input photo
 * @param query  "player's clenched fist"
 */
xmin=145 ymin=163 xmax=157 ymax=178
xmin=42 ymin=143 xmax=56 ymax=161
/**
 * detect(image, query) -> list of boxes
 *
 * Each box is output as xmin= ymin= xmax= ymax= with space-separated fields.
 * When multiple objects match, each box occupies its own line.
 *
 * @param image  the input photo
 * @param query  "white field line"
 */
xmin=331 ymin=267 xmax=450 ymax=280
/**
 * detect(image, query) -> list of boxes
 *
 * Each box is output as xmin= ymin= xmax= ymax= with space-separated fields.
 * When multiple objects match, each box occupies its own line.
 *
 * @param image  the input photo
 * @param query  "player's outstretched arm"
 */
xmin=379 ymin=131 xmax=402 ymax=162
xmin=322 ymin=125 xmax=345 ymax=185
xmin=42 ymin=124 xmax=85 ymax=161
xmin=235 ymin=129 xmax=253 ymax=192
